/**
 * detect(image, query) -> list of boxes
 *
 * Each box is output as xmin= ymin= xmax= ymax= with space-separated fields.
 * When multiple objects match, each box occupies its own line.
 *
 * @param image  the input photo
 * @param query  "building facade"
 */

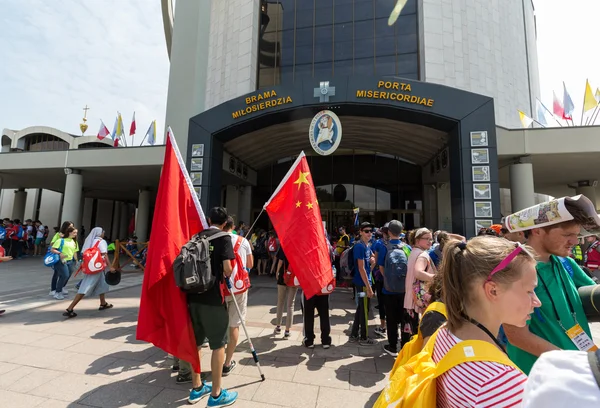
xmin=165 ymin=0 xmax=541 ymax=235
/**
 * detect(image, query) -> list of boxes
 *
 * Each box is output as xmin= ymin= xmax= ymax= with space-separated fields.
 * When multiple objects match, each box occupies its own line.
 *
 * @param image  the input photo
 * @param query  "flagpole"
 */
xmin=588 ymin=104 xmax=600 ymax=126
xmin=591 ymin=105 xmax=600 ymax=125
xmin=139 ymin=133 xmax=148 ymax=146
xmin=539 ymin=100 xmax=562 ymax=127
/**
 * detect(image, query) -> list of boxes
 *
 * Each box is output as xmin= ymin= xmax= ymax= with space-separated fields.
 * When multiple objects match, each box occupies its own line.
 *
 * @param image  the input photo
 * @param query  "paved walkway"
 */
xmin=1 ymin=258 xmax=599 ymax=407
xmin=0 ymin=259 xmax=386 ymax=407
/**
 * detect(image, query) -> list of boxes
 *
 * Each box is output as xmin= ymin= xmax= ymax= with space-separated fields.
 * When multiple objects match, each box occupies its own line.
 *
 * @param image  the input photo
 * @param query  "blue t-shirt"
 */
xmin=352 ymin=241 xmax=372 ymax=287
xmin=377 ymin=239 xmax=404 ymax=295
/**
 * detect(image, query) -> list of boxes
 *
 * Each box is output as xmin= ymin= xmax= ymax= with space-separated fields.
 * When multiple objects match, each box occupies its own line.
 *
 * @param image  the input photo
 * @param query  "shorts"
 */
xmin=225 ymin=291 xmax=248 ymax=328
xmin=35 ymin=238 xmax=44 ymax=246
xmin=188 ymin=302 xmax=229 ymax=350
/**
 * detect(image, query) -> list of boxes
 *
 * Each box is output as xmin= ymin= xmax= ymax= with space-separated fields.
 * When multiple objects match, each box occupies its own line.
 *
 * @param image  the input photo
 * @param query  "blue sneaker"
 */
xmin=188 ymin=382 xmax=212 ymax=405
xmin=207 ymin=389 xmax=238 ymax=407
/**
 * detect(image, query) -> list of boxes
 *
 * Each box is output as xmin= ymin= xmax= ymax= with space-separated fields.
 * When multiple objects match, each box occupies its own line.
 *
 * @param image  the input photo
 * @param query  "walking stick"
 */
xmin=225 ymin=277 xmax=266 ymax=381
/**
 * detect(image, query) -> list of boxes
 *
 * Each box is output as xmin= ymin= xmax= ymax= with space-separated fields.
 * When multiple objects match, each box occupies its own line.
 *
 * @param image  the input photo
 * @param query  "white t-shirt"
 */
xmin=229 ymin=233 xmax=252 ymax=269
xmin=36 ymin=226 xmax=45 ymax=239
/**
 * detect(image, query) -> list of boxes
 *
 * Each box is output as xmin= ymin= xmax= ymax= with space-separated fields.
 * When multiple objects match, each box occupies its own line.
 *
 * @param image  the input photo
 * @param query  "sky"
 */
xmin=0 ymin=0 xmax=598 ymax=144
xmin=0 ymin=0 xmax=170 ymax=145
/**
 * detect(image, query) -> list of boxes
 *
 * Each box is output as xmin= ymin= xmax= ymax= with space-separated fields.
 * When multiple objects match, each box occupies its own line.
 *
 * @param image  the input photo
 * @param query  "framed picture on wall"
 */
xmin=472 ymin=166 xmax=490 ymax=182
xmin=471 ymin=149 xmax=489 ymax=164
xmin=194 ymin=187 xmax=201 ymax=198
xmin=191 ymin=158 xmax=203 ymax=171
xmin=470 ymin=131 xmax=488 ymax=147
xmin=475 ymin=219 xmax=493 ymax=234
xmin=473 ymin=183 xmax=492 ymax=200
xmin=190 ymin=172 xmax=203 ymax=186
xmin=191 ymin=144 xmax=204 ymax=157
xmin=474 ymin=201 xmax=493 ymax=218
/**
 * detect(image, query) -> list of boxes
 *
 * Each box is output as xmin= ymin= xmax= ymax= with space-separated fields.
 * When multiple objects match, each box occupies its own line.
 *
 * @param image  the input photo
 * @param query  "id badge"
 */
xmin=565 ymin=324 xmax=599 ymax=352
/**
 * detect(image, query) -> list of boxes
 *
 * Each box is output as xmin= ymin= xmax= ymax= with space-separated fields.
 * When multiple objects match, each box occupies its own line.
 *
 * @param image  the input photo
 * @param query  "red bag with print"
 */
xmin=224 ymin=236 xmax=251 ymax=296
xmin=82 ymin=240 xmax=106 ymax=275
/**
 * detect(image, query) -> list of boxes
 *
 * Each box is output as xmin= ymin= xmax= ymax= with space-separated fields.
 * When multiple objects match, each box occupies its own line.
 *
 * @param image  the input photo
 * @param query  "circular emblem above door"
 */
xmin=309 ymin=110 xmax=342 ymax=156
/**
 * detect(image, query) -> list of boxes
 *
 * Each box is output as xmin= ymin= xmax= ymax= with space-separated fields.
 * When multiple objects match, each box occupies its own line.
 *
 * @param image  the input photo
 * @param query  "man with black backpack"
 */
xmin=182 ymin=207 xmax=238 ymax=406
xmin=376 ymin=220 xmax=410 ymax=357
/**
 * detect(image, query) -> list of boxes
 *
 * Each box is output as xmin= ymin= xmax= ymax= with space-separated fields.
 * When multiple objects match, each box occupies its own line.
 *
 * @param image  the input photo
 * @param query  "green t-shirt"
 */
xmin=50 ymin=232 xmax=61 ymax=245
xmin=507 ymin=255 xmax=595 ymax=374
xmin=52 ymin=238 xmax=79 ymax=261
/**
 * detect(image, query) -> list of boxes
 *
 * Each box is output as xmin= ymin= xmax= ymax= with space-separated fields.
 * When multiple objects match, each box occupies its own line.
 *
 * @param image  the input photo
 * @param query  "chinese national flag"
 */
xmin=265 ymin=151 xmax=331 ymax=299
xmin=136 ymin=127 xmax=207 ymax=373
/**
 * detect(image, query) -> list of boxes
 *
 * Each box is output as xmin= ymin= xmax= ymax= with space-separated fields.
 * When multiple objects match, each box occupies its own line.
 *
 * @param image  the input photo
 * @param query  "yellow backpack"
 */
xmin=389 ymin=301 xmax=447 ymax=378
xmin=374 ymin=327 xmax=521 ymax=408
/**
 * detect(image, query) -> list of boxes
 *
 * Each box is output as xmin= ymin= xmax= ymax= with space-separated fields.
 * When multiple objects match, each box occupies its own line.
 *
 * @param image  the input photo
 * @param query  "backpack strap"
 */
xmin=434 ymin=339 xmax=521 ymax=378
xmin=423 ymin=301 xmax=447 ymax=318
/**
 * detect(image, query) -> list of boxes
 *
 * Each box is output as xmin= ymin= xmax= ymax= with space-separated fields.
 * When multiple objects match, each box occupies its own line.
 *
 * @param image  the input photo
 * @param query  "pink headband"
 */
xmin=487 ymin=243 xmax=524 ymax=282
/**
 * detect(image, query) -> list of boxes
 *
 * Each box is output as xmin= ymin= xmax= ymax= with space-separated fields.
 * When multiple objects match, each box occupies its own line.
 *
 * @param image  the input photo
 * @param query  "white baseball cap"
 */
xmin=522 ymin=350 xmax=600 ymax=407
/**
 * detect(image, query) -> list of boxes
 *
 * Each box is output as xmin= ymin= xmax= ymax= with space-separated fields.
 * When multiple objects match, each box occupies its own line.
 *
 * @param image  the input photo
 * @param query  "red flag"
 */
xmin=97 ymin=120 xmax=110 ymax=140
xmin=265 ymin=151 xmax=331 ymax=299
xmin=136 ymin=127 xmax=208 ymax=373
xmin=129 ymin=112 xmax=136 ymax=136
xmin=552 ymin=91 xmax=564 ymax=119
xmin=113 ymin=136 xmax=119 ymax=147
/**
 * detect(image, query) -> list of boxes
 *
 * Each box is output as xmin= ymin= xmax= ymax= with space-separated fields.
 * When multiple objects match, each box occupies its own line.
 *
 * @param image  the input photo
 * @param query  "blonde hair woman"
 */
xmin=433 ymin=237 xmax=540 ymax=406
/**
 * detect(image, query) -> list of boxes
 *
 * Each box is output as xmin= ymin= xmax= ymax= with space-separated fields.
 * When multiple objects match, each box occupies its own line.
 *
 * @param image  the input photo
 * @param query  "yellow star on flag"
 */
xmin=296 ymin=200 xmax=302 ymax=208
xmin=306 ymin=202 xmax=313 ymax=209
xmin=293 ymin=171 xmax=311 ymax=190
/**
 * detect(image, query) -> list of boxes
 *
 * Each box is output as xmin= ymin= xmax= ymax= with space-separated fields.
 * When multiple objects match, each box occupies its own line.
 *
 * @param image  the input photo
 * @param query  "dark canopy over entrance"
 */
xmin=188 ymin=76 xmax=499 ymax=237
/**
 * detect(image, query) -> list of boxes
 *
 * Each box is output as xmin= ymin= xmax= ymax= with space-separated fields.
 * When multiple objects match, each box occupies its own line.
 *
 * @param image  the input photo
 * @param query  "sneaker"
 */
xmin=53 ymin=293 xmax=64 ymax=300
xmin=322 ymin=344 xmax=331 ymax=349
xmin=207 ymin=389 xmax=238 ymax=407
xmin=374 ymin=327 xmax=386 ymax=338
xmin=359 ymin=337 xmax=376 ymax=346
xmin=176 ymin=373 xmax=192 ymax=384
xmin=49 ymin=290 xmax=56 ymax=296
xmin=61 ymin=288 xmax=68 ymax=295
xmin=274 ymin=326 xmax=281 ymax=334
xmin=188 ymin=382 xmax=212 ymax=405
xmin=222 ymin=360 xmax=237 ymax=377
xmin=172 ymin=365 xmax=180 ymax=373
xmin=348 ymin=335 xmax=359 ymax=343
xmin=284 ymin=330 xmax=291 ymax=338
xmin=302 ymin=338 xmax=314 ymax=349
xmin=383 ymin=344 xmax=398 ymax=357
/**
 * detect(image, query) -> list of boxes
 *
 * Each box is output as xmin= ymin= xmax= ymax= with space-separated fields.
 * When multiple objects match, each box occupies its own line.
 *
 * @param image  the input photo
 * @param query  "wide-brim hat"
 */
xmin=105 ymin=270 xmax=121 ymax=286
xmin=503 ymin=195 xmax=600 ymax=237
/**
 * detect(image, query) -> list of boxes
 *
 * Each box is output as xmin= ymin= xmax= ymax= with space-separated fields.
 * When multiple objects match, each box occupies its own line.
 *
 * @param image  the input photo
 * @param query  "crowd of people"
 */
xmin=3 ymin=195 xmax=600 ymax=406
xmin=172 ymin=197 xmax=600 ymax=407
xmin=0 ymin=218 xmax=49 ymax=259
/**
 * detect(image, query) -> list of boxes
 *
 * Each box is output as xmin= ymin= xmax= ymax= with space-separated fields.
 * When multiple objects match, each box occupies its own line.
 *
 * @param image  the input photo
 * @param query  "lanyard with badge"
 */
xmin=537 ymin=260 xmax=598 ymax=352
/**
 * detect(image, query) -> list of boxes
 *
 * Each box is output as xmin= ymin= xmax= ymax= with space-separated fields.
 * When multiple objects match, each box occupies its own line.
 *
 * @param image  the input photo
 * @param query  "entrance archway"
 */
xmin=188 ymin=76 xmax=498 ymax=237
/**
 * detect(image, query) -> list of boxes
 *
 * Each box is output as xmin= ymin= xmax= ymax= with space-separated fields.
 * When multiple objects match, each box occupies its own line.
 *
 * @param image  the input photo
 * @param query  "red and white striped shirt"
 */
xmin=432 ymin=327 xmax=527 ymax=408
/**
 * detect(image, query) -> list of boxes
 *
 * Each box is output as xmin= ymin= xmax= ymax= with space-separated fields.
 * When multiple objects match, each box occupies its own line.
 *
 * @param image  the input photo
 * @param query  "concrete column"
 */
xmin=11 ymin=189 xmax=27 ymax=221
xmin=576 ymin=185 xmax=598 ymax=210
xmin=225 ymin=185 xmax=240 ymax=220
xmin=136 ymin=189 xmax=151 ymax=243
xmin=111 ymin=201 xmax=121 ymax=240
xmin=61 ymin=169 xmax=83 ymax=225
xmin=119 ymin=202 xmax=129 ymax=240
xmin=164 ymin=0 xmax=211 ymax=150
xmin=509 ymin=163 xmax=535 ymax=212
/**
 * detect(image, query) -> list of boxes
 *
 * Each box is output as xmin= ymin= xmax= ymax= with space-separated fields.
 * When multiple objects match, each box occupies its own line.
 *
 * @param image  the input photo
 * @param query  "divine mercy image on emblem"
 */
xmin=475 ymin=219 xmax=493 ymax=234
xmin=191 ymin=144 xmax=204 ymax=157
xmin=473 ymin=184 xmax=491 ymax=200
xmin=471 ymin=149 xmax=489 ymax=164
xmin=309 ymin=110 xmax=342 ymax=156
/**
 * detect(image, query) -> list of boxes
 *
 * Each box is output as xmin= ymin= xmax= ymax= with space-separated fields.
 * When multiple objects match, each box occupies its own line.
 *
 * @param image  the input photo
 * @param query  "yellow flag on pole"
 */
xmin=518 ymin=110 xmax=534 ymax=128
xmin=584 ymin=79 xmax=597 ymax=112
xmin=595 ymin=88 xmax=600 ymax=102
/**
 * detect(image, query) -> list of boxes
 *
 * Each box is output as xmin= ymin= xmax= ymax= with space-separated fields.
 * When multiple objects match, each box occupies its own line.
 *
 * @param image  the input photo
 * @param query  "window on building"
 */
xmin=257 ymin=0 xmax=419 ymax=88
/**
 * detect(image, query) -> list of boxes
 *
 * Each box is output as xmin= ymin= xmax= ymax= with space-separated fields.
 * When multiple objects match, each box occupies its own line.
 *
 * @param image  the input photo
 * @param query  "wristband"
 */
xmin=244 ymin=267 xmax=250 ymax=272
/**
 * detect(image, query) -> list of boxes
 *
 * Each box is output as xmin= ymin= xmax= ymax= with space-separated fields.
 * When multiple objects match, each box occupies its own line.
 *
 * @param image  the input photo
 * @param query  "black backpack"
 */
xmin=173 ymin=231 xmax=229 ymax=293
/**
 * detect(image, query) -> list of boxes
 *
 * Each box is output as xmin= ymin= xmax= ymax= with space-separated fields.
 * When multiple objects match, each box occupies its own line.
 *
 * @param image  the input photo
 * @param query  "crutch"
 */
xmin=225 ymin=277 xmax=266 ymax=381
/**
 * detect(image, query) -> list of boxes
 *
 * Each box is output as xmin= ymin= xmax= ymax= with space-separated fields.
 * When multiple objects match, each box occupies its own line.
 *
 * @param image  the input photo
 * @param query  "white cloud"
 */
xmin=0 ymin=0 xmax=169 ymax=145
